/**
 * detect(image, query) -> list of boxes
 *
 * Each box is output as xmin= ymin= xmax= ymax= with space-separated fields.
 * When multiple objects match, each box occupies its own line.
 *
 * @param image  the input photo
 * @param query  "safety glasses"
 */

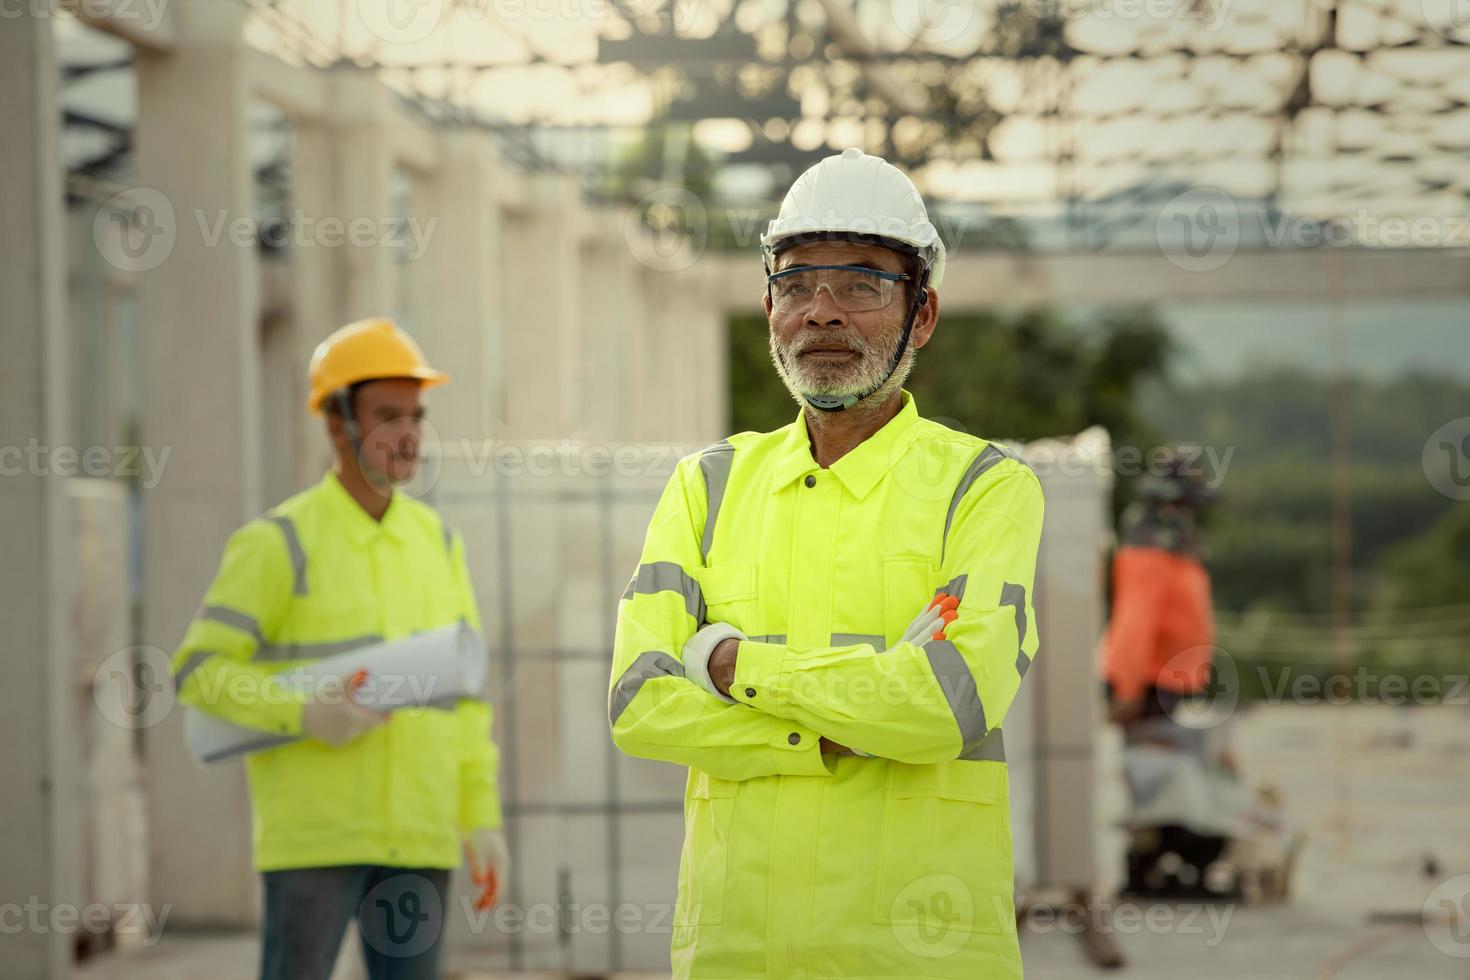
xmin=766 ymin=264 xmax=910 ymax=313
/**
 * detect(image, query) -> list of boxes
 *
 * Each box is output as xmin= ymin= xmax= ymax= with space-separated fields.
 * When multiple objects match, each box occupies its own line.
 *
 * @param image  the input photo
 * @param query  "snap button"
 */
xmin=745 ymin=687 xmax=756 ymax=698
xmin=787 ymin=732 xmax=801 ymax=745
xmin=804 ymin=474 xmax=816 ymax=488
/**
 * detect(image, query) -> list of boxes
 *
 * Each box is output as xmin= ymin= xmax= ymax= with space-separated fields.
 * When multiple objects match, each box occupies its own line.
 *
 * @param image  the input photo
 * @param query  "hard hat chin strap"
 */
xmin=801 ymin=268 xmax=930 ymax=414
xmin=334 ymin=388 xmax=393 ymax=490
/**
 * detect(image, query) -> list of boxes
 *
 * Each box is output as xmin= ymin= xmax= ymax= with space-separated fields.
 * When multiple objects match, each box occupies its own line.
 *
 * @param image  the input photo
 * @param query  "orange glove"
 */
xmin=463 ymin=829 xmax=508 ymax=911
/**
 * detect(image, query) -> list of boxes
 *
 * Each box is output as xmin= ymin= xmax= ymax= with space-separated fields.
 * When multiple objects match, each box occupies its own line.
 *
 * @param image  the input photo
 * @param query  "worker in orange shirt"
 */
xmin=1101 ymin=450 xmax=1218 ymax=735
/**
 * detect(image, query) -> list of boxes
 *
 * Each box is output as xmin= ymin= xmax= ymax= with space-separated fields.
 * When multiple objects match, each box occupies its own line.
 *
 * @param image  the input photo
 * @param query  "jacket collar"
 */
xmin=317 ymin=469 xmax=410 ymax=547
xmin=769 ymin=389 xmax=923 ymax=501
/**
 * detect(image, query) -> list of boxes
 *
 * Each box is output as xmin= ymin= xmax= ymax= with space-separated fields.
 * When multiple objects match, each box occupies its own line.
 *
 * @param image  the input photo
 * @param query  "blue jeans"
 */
xmin=259 ymin=865 xmax=451 ymax=980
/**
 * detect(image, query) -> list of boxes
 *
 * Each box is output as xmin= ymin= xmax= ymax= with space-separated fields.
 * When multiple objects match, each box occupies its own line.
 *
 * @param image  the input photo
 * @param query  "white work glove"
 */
xmin=300 ymin=673 xmax=388 ymax=747
xmin=898 ymin=594 xmax=959 ymax=649
xmin=464 ymin=828 xmax=509 ymax=910
xmin=681 ymin=622 xmax=746 ymax=703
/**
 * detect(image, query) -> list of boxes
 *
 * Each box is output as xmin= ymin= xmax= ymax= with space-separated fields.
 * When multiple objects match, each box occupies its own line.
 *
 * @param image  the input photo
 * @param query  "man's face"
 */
xmin=330 ymin=378 xmax=426 ymax=484
xmin=762 ymin=241 xmax=936 ymax=406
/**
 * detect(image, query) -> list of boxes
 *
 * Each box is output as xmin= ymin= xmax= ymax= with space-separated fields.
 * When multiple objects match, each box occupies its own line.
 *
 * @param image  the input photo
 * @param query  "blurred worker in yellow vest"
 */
xmin=170 ymin=317 xmax=506 ymax=980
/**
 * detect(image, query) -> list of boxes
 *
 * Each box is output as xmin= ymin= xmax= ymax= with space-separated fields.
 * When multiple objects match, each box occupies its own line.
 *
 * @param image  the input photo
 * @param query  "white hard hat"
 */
xmin=761 ymin=146 xmax=946 ymax=289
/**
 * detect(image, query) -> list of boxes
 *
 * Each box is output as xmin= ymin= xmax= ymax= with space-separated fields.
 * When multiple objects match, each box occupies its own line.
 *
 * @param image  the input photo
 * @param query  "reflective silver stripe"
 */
xmin=1000 ymin=581 xmax=1030 ymax=677
xmin=267 ymin=515 xmax=307 ymax=595
xmin=747 ymin=634 xmax=787 ymax=644
xmin=831 ymin=633 xmax=885 ymax=648
xmin=199 ymin=733 xmax=295 ymax=763
xmin=256 ymin=634 xmax=383 ymax=663
xmin=924 ymin=639 xmax=988 ymax=758
xmin=960 ymin=728 xmax=1006 ymax=762
xmin=937 ymin=574 xmax=968 ymax=602
xmin=1000 ymin=582 xmax=1028 ymax=646
xmin=174 ymin=650 xmax=215 ymax=687
xmin=630 ymin=561 xmax=706 ymax=624
xmin=942 ymin=443 xmax=1026 ymax=563
xmin=609 ymin=650 xmax=685 ymax=726
xmin=621 ymin=569 xmax=637 ymax=601
xmin=201 ymin=605 xmax=263 ymax=643
xmin=698 ymin=441 xmax=735 ymax=561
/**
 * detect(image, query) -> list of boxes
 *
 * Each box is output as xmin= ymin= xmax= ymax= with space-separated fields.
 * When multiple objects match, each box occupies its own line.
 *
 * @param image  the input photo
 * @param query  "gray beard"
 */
xmin=769 ymin=327 xmax=916 ymax=425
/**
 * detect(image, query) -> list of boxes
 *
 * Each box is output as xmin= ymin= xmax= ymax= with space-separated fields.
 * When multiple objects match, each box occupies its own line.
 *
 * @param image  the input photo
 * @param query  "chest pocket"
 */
xmin=882 ymin=556 xmax=936 ymax=646
xmin=698 ymin=563 xmax=758 ymax=634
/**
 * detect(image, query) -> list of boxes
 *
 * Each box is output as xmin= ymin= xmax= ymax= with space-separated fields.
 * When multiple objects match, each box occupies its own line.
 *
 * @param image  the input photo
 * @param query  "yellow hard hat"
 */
xmin=307 ymin=317 xmax=448 ymax=415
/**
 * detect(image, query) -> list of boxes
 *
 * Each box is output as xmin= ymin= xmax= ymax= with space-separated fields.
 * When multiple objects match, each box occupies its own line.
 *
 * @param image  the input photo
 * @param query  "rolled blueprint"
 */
xmin=184 ymin=622 xmax=487 ymax=764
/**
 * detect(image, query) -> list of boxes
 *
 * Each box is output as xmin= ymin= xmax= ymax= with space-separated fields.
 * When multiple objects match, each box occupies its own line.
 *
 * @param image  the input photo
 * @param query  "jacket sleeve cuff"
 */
xmin=728 ymin=640 xmax=789 ymax=706
xmin=769 ymin=724 xmax=834 ymax=776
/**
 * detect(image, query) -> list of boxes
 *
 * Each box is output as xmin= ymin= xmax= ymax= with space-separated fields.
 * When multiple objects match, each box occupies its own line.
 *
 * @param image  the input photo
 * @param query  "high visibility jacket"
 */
xmin=1101 ymin=526 xmax=1215 ymax=703
xmin=171 ymin=471 xmax=502 ymax=872
xmin=610 ymin=391 xmax=1045 ymax=980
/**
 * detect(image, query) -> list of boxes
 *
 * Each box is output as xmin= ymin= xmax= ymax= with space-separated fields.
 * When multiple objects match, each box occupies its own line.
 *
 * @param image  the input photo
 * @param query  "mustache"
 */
xmin=789 ymin=332 xmax=874 ymax=357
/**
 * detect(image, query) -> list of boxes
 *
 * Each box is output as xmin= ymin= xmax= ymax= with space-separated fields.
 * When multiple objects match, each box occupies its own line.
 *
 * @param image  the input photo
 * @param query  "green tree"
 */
xmin=1378 ymin=502 xmax=1470 ymax=611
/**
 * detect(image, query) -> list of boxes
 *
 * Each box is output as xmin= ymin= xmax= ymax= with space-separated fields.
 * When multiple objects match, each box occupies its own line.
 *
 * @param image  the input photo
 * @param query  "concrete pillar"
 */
xmin=0 ymin=8 xmax=80 ymax=977
xmin=286 ymin=119 xmax=337 ymax=490
xmin=502 ymin=176 xmax=582 ymax=440
xmin=688 ymin=262 xmax=731 ymax=444
xmin=577 ymin=214 xmax=635 ymax=442
xmin=134 ymin=0 xmax=261 ymax=926
xmin=282 ymin=67 xmax=399 ymax=494
xmin=406 ymin=130 xmax=508 ymax=446
xmin=326 ymin=66 xmax=397 ymax=322
xmin=636 ymin=268 xmax=679 ymax=442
